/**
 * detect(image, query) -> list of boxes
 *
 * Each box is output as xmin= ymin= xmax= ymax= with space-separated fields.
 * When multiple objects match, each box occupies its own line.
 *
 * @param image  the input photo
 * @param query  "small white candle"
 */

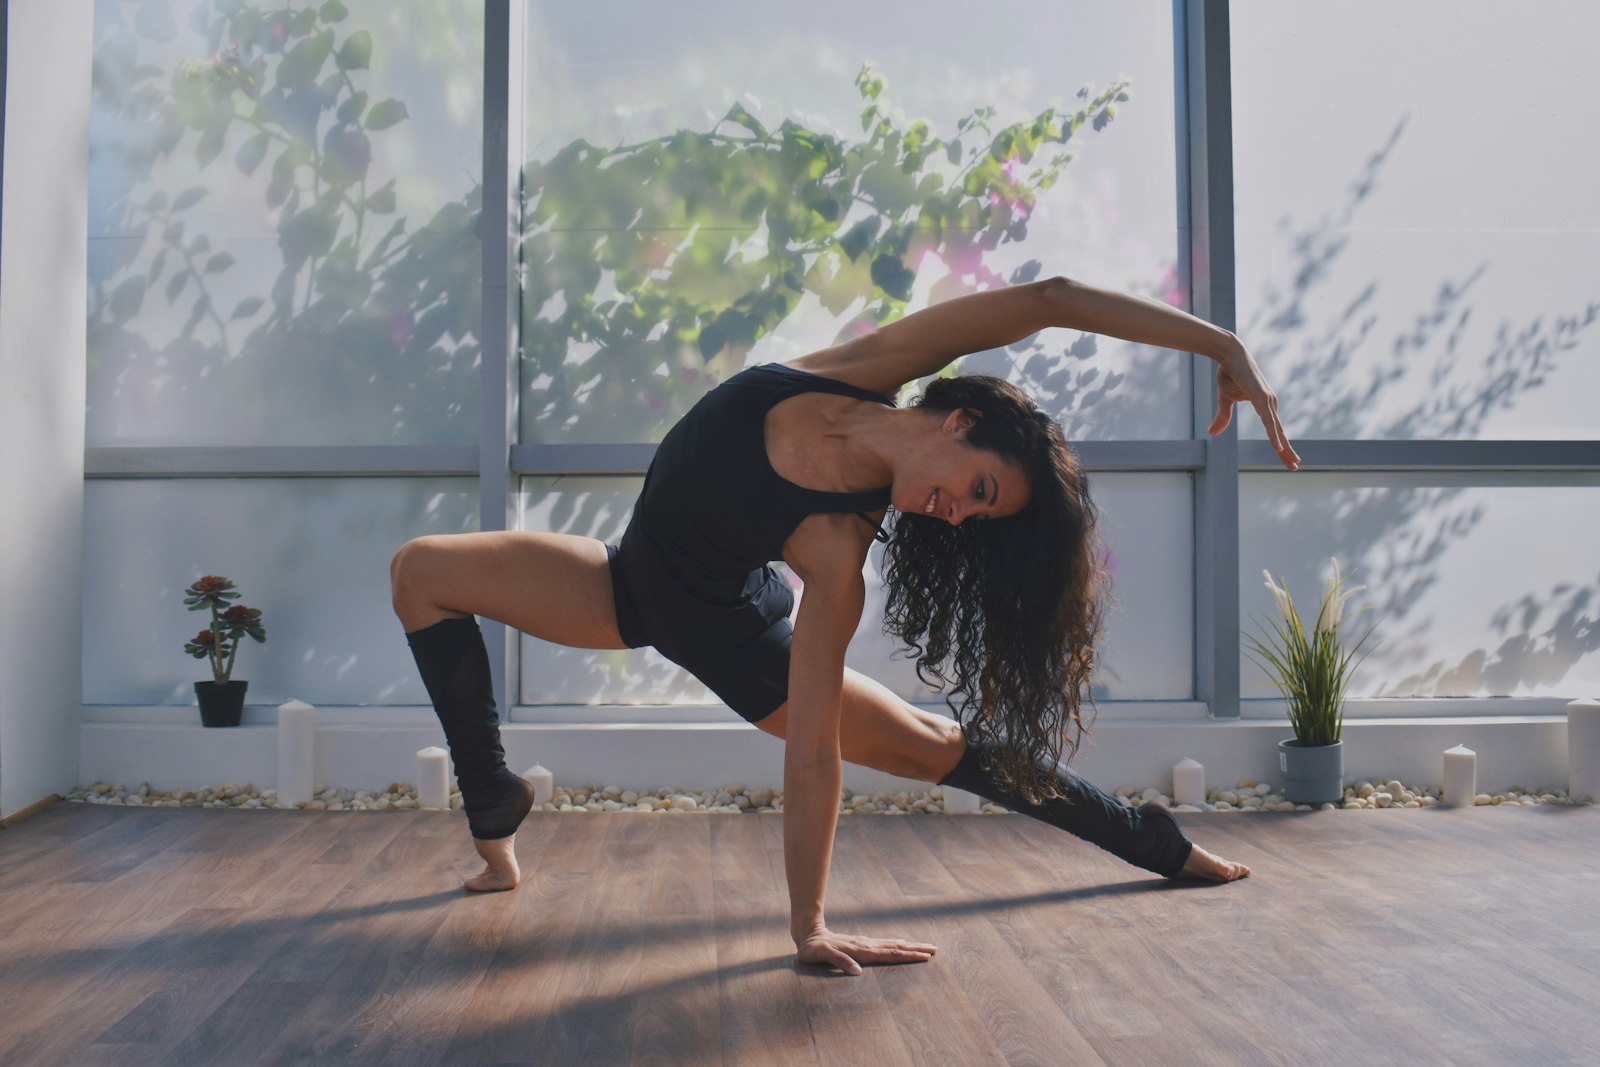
xmin=521 ymin=763 xmax=554 ymax=806
xmin=417 ymin=747 xmax=451 ymax=809
xmin=941 ymin=787 xmax=982 ymax=814
xmin=276 ymin=700 xmax=315 ymax=807
xmin=1442 ymin=744 xmax=1477 ymax=807
xmin=1568 ymin=699 xmax=1600 ymax=802
xmin=1172 ymin=758 xmax=1206 ymax=807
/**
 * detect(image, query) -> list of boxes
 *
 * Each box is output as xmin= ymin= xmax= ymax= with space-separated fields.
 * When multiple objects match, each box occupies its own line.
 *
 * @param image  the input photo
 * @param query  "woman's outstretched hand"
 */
xmin=794 ymin=927 xmax=938 ymax=976
xmin=1209 ymin=342 xmax=1301 ymax=471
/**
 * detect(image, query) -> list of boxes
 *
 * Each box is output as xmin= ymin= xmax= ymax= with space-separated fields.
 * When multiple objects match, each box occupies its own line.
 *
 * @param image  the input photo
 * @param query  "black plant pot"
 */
xmin=196 ymin=680 xmax=248 ymax=728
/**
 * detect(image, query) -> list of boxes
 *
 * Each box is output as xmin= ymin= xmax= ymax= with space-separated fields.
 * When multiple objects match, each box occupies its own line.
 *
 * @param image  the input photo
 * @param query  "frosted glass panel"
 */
xmin=519 ymin=471 xmax=1191 ymax=705
xmin=1241 ymin=473 xmax=1600 ymax=698
xmin=1233 ymin=1 xmax=1600 ymax=441
xmin=1085 ymin=474 xmax=1192 ymax=700
xmin=88 ymin=0 xmax=483 ymax=446
xmin=521 ymin=0 xmax=1185 ymax=446
xmin=84 ymin=478 xmax=478 ymax=705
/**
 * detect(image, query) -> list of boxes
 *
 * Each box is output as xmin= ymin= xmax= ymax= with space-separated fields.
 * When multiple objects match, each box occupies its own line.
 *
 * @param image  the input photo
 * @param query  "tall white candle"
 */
xmin=1442 ymin=744 xmax=1477 ymax=807
xmin=941 ymin=787 xmax=982 ymax=814
xmin=522 ymin=763 xmax=554 ymax=806
xmin=1569 ymin=698 xmax=1600 ymax=802
xmin=1172 ymin=758 xmax=1206 ymax=807
xmin=276 ymin=699 xmax=315 ymax=807
xmin=417 ymin=747 xmax=451 ymax=809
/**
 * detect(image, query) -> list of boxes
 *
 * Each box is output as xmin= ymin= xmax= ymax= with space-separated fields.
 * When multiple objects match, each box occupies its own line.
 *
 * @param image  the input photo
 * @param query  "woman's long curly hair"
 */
xmin=881 ymin=375 xmax=1107 ymax=806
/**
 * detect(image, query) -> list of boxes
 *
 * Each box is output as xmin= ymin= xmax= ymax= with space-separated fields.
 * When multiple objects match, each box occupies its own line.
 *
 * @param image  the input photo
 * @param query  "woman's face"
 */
xmin=896 ymin=410 xmax=1032 ymax=526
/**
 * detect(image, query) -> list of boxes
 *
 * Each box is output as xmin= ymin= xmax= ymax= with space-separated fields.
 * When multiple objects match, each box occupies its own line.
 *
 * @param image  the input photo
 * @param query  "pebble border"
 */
xmin=64 ymin=778 xmax=1594 ymax=814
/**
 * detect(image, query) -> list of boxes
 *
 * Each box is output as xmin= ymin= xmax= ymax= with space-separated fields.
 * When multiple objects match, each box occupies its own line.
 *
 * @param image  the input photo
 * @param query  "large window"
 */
xmin=1232 ymin=0 xmax=1600 ymax=708
xmin=81 ymin=1 xmax=1600 ymax=719
xmin=85 ymin=0 xmax=486 ymax=709
xmin=514 ymin=0 xmax=1193 ymax=710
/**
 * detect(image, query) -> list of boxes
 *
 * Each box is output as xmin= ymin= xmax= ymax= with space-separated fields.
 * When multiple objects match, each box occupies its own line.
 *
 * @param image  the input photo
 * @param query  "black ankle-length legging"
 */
xmin=939 ymin=736 xmax=1194 ymax=879
xmin=405 ymin=616 xmax=533 ymax=840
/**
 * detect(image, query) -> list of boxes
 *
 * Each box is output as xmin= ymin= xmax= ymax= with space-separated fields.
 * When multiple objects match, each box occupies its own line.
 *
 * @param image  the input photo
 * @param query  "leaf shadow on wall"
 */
xmin=1241 ymin=119 xmax=1600 ymax=698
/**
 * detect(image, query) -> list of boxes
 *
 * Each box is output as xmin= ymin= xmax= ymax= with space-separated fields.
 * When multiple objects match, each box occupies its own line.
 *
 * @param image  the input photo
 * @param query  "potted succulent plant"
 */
xmin=184 ymin=575 xmax=267 ymax=727
xmin=1246 ymin=559 xmax=1377 ymax=805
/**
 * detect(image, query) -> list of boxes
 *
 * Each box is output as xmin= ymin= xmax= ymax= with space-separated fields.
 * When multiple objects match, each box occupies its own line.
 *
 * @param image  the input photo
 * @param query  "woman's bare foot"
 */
xmin=1179 ymin=842 xmax=1251 ymax=882
xmin=464 ymin=834 xmax=520 ymax=892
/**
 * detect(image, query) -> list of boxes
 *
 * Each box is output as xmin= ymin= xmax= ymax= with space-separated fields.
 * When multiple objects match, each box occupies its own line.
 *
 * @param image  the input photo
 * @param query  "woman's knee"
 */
xmin=390 ymin=536 xmax=451 ymax=619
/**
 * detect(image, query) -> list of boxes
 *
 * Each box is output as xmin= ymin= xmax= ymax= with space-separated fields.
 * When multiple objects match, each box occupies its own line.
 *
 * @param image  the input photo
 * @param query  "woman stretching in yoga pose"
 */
xmin=390 ymin=275 xmax=1300 ymax=975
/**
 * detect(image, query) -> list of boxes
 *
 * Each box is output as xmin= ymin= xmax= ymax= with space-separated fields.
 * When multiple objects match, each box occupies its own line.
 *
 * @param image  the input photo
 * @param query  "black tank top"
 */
xmin=624 ymin=363 xmax=893 ymax=582
xmin=610 ymin=364 xmax=893 ymax=661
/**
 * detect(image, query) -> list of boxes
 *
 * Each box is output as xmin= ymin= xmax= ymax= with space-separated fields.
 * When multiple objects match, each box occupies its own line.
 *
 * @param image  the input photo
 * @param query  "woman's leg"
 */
xmin=391 ymin=532 xmax=626 ymax=891
xmin=757 ymin=669 xmax=1248 ymax=882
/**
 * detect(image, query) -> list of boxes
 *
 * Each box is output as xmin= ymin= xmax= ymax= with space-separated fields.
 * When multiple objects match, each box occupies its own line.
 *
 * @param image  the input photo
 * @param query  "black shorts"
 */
xmin=606 ymin=543 xmax=792 ymax=724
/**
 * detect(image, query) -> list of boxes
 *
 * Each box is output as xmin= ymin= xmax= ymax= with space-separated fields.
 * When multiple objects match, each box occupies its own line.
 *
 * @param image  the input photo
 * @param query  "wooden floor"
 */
xmin=1 ymin=804 xmax=1597 ymax=1067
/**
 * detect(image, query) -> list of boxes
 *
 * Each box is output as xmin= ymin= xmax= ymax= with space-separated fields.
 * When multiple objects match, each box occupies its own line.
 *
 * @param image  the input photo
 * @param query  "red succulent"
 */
xmin=183 ymin=575 xmax=266 ymax=682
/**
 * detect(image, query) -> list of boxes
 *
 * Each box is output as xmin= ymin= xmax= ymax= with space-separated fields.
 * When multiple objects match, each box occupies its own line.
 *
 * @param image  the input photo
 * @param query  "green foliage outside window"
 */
xmin=522 ymin=66 xmax=1128 ymax=440
xmin=89 ymin=0 xmax=1127 ymax=444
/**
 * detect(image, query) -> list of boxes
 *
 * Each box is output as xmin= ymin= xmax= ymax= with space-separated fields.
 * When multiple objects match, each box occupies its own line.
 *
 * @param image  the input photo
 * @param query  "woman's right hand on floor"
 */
xmin=794 ymin=927 xmax=939 ymax=976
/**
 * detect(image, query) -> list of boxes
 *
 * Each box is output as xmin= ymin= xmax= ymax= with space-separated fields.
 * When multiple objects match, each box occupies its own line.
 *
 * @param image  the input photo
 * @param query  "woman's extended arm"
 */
xmin=792 ymin=276 xmax=1300 ymax=470
xmin=780 ymin=515 xmax=938 ymax=974
xmin=781 ymin=550 xmax=857 ymax=952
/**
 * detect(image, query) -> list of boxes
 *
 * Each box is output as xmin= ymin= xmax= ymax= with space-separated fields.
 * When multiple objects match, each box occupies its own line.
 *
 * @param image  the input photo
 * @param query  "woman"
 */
xmin=390 ymin=275 xmax=1300 ymax=976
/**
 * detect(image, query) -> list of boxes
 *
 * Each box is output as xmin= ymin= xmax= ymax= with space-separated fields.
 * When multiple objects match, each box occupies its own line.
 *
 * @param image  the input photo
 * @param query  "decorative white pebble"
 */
xmin=69 ymin=773 xmax=1593 ymax=821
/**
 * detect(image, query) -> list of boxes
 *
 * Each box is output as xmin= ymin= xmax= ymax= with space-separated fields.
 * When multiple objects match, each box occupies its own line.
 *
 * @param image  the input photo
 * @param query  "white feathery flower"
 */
xmin=1316 ymin=558 xmax=1342 ymax=633
xmin=1263 ymin=570 xmax=1293 ymax=624
xmin=1330 ymin=583 xmax=1369 ymax=632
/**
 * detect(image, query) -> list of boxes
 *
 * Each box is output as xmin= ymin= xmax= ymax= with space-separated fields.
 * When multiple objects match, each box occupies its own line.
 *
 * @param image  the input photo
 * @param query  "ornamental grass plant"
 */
xmin=1245 ymin=559 xmax=1377 ymax=748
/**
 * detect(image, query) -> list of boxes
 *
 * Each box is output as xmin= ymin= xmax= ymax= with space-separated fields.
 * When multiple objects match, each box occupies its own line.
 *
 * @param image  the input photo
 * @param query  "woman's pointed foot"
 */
xmin=1179 ymin=842 xmax=1251 ymax=882
xmin=464 ymin=833 xmax=520 ymax=892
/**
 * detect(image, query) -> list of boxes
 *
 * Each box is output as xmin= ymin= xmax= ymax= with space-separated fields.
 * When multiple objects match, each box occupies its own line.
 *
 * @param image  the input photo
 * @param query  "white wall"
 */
xmin=0 ymin=1 xmax=92 ymax=817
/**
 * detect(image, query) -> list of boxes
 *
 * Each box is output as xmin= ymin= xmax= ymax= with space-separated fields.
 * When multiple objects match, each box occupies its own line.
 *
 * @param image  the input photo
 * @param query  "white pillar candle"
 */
xmin=1442 ymin=744 xmax=1477 ymax=807
xmin=521 ymin=763 xmax=554 ymax=806
xmin=276 ymin=699 xmax=315 ymax=807
xmin=941 ymin=787 xmax=982 ymax=814
xmin=1172 ymin=758 xmax=1206 ymax=807
xmin=1569 ymin=698 xmax=1600 ymax=802
xmin=417 ymin=747 xmax=451 ymax=809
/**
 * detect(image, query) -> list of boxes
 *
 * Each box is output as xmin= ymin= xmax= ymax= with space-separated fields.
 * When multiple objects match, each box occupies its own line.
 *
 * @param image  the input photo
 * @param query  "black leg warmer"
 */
xmin=405 ymin=616 xmax=533 ymax=841
xmin=939 ymin=737 xmax=1194 ymax=879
